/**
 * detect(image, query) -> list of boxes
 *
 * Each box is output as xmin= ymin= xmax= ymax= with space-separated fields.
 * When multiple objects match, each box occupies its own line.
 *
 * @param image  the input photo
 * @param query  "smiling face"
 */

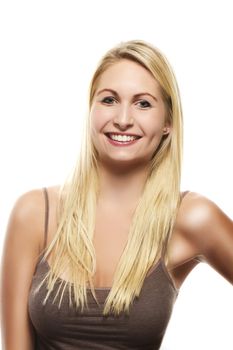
xmin=90 ymin=59 xmax=171 ymax=170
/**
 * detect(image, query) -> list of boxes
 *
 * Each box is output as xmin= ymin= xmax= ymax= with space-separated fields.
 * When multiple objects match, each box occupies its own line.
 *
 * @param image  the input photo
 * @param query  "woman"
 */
xmin=1 ymin=40 xmax=233 ymax=349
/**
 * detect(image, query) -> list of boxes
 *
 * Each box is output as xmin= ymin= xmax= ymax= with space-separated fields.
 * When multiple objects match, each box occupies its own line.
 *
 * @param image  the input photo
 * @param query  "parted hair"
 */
xmin=35 ymin=40 xmax=183 ymax=315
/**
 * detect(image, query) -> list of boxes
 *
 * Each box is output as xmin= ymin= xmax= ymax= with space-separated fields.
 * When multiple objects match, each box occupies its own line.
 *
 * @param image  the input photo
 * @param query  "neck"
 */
xmin=97 ymin=161 xmax=150 ymax=205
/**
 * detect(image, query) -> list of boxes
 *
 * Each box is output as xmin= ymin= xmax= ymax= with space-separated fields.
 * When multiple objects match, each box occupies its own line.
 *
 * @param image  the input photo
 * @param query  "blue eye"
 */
xmin=101 ymin=96 xmax=116 ymax=104
xmin=137 ymin=100 xmax=151 ymax=109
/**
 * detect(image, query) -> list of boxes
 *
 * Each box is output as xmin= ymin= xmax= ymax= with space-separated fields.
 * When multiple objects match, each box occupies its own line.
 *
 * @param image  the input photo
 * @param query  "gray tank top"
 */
xmin=28 ymin=188 xmax=183 ymax=349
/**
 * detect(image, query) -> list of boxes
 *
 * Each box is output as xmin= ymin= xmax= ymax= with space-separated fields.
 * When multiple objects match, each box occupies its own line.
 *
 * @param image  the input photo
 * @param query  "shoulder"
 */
xmin=11 ymin=185 xmax=60 ymax=218
xmin=178 ymin=191 xmax=224 ymax=230
xmin=177 ymin=191 xmax=233 ymax=283
xmin=177 ymin=191 xmax=232 ymax=257
xmin=1 ymin=185 xmax=61 ymax=347
xmin=178 ymin=191 xmax=219 ymax=227
xmin=6 ymin=186 xmax=60 ymax=253
xmin=11 ymin=188 xmax=44 ymax=218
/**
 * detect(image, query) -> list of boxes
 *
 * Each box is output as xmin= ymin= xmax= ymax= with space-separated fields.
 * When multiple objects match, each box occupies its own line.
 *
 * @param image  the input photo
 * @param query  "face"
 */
xmin=90 ymin=59 xmax=170 ymax=170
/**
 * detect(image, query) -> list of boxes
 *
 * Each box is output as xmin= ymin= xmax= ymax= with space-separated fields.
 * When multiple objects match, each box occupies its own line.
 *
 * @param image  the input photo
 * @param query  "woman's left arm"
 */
xmin=182 ymin=193 xmax=233 ymax=284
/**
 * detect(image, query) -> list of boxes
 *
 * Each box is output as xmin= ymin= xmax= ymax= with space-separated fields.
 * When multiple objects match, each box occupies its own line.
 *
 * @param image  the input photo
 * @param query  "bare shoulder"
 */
xmin=167 ymin=192 xmax=213 ymax=266
xmin=167 ymin=191 xmax=233 ymax=285
xmin=11 ymin=188 xmax=45 ymax=218
xmin=5 ymin=185 xmax=60 ymax=256
xmin=176 ymin=191 xmax=233 ymax=259
xmin=178 ymin=191 xmax=220 ymax=230
xmin=1 ymin=186 xmax=60 ymax=348
xmin=4 ymin=189 xmax=44 ymax=258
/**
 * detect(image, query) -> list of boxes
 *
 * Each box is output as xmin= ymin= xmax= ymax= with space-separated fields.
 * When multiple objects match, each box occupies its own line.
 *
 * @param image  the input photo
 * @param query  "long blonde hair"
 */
xmin=36 ymin=40 xmax=183 ymax=315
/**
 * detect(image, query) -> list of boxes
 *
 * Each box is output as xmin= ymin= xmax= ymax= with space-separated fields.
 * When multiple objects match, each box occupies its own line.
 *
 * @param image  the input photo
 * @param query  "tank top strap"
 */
xmin=43 ymin=187 xmax=49 ymax=250
xmin=181 ymin=190 xmax=190 ymax=199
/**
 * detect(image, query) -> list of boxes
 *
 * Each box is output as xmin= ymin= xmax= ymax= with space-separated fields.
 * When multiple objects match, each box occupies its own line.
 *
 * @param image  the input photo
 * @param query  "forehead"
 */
xmin=96 ymin=59 xmax=161 ymax=94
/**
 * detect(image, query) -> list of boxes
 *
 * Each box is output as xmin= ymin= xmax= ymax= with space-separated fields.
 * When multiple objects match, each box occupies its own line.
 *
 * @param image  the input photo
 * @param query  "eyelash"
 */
xmin=138 ymin=100 xmax=151 ymax=108
xmin=101 ymin=96 xmax=115 ymax=104
xmin=100 ymin=96 xmax=152 ymax=109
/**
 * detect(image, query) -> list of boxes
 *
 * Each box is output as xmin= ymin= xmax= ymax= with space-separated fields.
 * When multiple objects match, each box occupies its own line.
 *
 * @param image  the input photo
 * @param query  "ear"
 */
xmin=162 ymin=125 xmax=171 ymax=135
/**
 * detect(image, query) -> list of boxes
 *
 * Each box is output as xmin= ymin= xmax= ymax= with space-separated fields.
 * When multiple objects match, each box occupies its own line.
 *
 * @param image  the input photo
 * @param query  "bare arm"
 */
xmin=1 ymin=189 xmax=45 ymax=349
xmin=181 ymin=192 xmax=233 ymax=284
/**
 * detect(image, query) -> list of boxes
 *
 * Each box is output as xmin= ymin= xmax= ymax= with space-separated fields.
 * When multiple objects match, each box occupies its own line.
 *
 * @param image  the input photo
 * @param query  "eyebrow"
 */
xmin=96 ymin=88 xmax=158 ymax=102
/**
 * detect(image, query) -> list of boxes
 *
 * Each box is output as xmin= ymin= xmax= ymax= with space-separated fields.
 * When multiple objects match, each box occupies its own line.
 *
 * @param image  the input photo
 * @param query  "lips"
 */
xmin=104 ymin=132 xmax=142 ymax=147
xmin=104 ymin=132 xmax=142 ymax=140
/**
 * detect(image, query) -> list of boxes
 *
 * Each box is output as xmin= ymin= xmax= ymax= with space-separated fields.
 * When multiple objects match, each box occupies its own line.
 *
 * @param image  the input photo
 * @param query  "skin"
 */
xmin=1 ymin=59 xmax=233 ymax=349
xmin=90 ymin=59 xmax=170 ymax=172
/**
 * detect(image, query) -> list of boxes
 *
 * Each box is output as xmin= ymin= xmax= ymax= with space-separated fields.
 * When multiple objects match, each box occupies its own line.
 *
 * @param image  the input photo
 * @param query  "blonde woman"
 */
xmin=1 ymin=40 xmax=233 ymax=349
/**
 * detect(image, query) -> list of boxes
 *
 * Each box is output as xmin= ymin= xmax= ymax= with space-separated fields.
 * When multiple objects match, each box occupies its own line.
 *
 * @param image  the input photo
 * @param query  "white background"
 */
xmin=0 ymin=0 xmax=232 ymax=349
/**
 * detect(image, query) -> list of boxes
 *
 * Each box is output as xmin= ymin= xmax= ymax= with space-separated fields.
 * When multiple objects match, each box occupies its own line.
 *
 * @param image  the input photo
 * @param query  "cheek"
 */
xmin=90 ymin=106 xmax=110 ymax=134
xmin=149 ymin=109 xmax=168 ymax=137
xmin=144 ymin=118 xmax=165 ymax=138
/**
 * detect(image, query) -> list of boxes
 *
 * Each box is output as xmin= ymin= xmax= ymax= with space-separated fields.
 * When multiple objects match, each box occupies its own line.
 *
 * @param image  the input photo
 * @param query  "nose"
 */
xmin=113 ymin=104 xmax=134 ymax=130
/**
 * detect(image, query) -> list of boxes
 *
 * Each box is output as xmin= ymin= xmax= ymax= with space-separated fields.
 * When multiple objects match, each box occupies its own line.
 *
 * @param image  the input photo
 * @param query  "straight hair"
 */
xmin=34 ymin=40 xmax=183 ymax=315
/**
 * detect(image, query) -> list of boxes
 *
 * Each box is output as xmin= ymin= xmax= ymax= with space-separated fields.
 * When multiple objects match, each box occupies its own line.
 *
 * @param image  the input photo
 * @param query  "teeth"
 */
xmin=109 ymin=134 xmax=138 ymax=142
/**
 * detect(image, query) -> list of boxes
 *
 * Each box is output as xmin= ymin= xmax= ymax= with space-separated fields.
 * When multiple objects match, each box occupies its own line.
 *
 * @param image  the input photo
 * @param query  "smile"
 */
xmin=104 ymin=133 xmax=142 ymax=146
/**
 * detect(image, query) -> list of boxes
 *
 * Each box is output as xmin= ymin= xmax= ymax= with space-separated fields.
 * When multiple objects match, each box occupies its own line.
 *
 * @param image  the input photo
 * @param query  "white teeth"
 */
xmin=109 ymin=134 xmax=138 ymax=142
